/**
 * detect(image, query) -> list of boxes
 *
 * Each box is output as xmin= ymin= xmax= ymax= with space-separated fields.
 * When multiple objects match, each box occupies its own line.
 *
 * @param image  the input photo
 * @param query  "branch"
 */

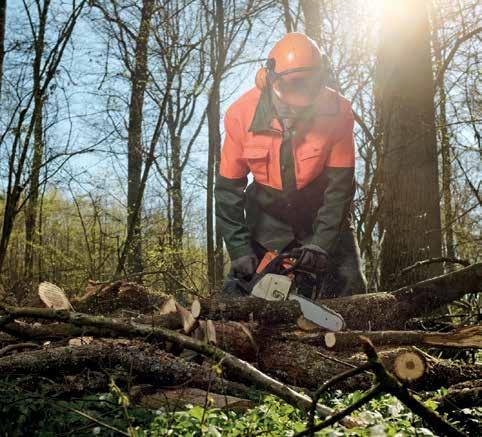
xmin=435 ymin=27 xmax=482 ymax=86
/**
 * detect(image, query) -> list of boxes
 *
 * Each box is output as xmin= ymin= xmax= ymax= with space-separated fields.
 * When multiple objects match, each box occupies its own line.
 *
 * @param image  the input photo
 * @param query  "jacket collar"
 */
xmin=248 ymin=89 xmax=276 ymax=133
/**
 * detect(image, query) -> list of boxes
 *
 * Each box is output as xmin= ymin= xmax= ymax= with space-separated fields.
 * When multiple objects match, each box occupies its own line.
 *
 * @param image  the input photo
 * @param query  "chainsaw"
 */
xmin=239 ymin=250 xmax=345 ymax=331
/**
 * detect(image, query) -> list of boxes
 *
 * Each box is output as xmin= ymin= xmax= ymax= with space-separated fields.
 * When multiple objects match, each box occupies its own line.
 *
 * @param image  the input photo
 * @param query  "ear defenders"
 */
xmin=255 ymin=58 xmax=276 ymax=90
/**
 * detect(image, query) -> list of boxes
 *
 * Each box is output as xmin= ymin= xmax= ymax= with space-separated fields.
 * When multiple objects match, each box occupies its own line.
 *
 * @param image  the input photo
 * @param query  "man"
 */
xmin=215 ymin=32 xmax=366 ymax=297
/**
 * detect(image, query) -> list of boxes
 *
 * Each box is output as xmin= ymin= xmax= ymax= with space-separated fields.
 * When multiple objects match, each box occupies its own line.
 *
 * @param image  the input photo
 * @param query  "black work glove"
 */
xmin=291 ymin=244 xmax=329 ymax=272
xmin=231 ymin=254 xmax=258 ymax=280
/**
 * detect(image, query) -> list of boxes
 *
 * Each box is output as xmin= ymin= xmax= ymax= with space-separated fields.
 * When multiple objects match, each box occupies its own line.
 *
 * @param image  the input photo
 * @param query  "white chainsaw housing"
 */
xmin=251 ymin=273 xmax=292 ymax=300
xmin=251 ymin=273 xmax=345 ymax=331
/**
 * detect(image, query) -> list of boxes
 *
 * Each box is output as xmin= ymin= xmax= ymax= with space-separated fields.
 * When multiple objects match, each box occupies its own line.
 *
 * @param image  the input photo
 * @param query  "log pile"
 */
xmin=0 ymin=262 xmax=481 ymax=435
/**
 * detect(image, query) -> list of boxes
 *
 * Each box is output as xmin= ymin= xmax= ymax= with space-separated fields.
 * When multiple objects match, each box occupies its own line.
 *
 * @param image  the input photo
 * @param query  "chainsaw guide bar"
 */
xmin=251 ymin=273 xmax=345 ymax=331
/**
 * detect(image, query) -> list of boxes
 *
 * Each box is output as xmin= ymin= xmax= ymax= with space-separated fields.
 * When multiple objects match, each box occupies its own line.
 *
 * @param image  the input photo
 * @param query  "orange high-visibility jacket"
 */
xmin=215 ymin=86 xmax=356 ymax=260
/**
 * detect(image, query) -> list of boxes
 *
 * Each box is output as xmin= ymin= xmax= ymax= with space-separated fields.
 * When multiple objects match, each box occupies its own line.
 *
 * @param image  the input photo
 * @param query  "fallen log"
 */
xmin=144 ymin=264 xmax=481 ymax=331
xmin=286 ymin=325 xmax=482 ymax=351
xmin=0 ymin=340 xmax=250 ymax=399
xmin=317 ymin=263 xmax=482 ymax=330
xmin=436 ymin=379 xmax=482 ymax=412
xmin=259 ymin=340 xmax=482 ymax=392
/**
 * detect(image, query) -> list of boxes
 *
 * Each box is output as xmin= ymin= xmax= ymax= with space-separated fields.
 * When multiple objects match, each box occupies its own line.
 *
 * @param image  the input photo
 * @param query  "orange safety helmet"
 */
xmin=255 ymin=33 xmax=325 ymax=107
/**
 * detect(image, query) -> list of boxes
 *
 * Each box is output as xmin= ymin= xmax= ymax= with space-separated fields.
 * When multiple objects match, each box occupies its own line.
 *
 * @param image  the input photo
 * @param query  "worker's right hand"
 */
xmin=291 ymin=244 xmax=329 ymax=272
xmin=231 ymin=254 xmax=258 ymax=280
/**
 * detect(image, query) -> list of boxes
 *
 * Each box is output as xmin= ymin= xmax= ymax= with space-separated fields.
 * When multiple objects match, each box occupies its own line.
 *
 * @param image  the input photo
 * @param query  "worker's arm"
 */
xmin=215 ymin=112 xmax=254 ymax=260
xmin=309 ymin=107 xmax=356 ymax=254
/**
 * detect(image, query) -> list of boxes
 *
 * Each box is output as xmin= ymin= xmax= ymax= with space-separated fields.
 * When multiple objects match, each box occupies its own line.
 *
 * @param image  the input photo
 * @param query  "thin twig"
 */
xmin=400 ymin=257 xmax=470 ymax=276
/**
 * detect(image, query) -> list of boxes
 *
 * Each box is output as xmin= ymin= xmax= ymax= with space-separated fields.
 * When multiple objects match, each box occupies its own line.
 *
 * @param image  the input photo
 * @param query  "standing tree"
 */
xmin=375 ymin=0 xmax=442 ymax=288
xmin=0 ymin=0 xmax=6 ymax=97
xmin=0 ymin=0 xmax=87 ymax=275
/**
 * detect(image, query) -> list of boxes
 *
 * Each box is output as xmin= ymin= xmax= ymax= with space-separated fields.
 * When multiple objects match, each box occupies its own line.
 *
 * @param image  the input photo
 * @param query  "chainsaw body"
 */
xmin=249 ymin=251 xmax=346 ymax=331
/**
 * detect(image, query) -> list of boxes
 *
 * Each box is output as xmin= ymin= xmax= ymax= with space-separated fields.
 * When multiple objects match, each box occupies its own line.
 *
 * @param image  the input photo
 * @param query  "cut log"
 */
xmin=393 ymin=351 xmax=426 ymax=382
xmin=317 ymin=263 xmax=482 ymax=330
xmin=199 ymin=296 xmax=302 ymax=325
xmin=285 ymin=326 xmax=482 ymax=350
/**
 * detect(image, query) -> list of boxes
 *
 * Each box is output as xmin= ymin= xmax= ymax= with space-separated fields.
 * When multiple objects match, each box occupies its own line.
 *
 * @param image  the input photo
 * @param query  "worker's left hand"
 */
xmin=291 ymin=244 xmax=329 ymax=272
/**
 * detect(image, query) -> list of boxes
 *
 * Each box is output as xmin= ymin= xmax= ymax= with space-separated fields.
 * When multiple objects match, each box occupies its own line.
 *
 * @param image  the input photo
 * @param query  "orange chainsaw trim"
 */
xmin=256 ymin=251 xmax=295 ymax=274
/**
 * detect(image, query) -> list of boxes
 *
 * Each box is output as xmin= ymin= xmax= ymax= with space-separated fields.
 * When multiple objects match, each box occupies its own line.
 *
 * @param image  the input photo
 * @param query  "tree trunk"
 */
xmin=281 ymin=0 xmax=293 ymax=32
xmin=300 ymin=0 xmax=322 ymax=47
xmin=24 ymin=0 xmax=49 ymax=280
xmin=0 ymin=0 xmax=6 ymax=98
xmin=431 ymin=5 xmax=455 ymax=266
xmin=376 ymin=0 xmax=442 ymax=289
xmin=124 ymin=0 xmax=155 ymax=276
xmin=207 ymin=0 xmax=226 ymax=292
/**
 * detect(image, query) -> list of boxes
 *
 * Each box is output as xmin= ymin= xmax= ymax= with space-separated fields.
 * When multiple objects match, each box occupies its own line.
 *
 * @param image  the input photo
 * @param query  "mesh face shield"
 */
xmin=269 ymin=66 xmax=324 ymax=107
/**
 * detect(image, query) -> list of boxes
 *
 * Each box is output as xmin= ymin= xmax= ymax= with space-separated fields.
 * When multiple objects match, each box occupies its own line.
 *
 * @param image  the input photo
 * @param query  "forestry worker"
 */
xmin=215 ymin=32 xmax=367 ymax=297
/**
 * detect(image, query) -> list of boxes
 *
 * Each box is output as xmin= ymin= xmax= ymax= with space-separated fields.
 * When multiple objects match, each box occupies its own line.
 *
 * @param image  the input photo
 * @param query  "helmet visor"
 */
xmin=273 ymin=70 xmax=323 ymax=107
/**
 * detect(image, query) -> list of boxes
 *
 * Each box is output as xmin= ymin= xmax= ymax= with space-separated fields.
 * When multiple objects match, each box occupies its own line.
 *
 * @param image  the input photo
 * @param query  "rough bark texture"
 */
xmin=258 ymin=341 xmax=482 ymax=392
xmin=317 ymin=263 xmax=481 ymax=330
xmin=286 ymin=325 xmax=482 ymax=351
xmin=0 ymin=340 xmax=249 ymax=398
xmin=123 ymin=0 xmax=155 ymax=276
xmin=199 ymin=296 xmax=303 ymax=324
xmin=0 ymin=0 xmax=6 ymax=97
xmin=300 ymin=0 xmax=322 ymax=48
xmin=376 ymin=0 xmax=442 ymax=288
xmin=207 ymin=0 xmax=226 ymax=292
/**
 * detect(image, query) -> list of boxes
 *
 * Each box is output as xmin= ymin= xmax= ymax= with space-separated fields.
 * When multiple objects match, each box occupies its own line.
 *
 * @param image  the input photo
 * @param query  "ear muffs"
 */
xmin=255 ymin=58 xmax=276 ymax=90
xmin=255 ymin=67 xmax=268 ymax=90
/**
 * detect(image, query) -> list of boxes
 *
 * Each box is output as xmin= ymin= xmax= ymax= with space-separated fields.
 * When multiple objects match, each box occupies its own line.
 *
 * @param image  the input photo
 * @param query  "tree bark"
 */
xmin=431 ymin=5 xmax=455 ymax=265
xmin=207 ymin=0 xmax=226 ymax=292
xmin=317 ymin=263 xmax=482 ymax=330
xmin=124 ymin=0 xmax=155 ymax=276
xmin=289 ymin=325 xmax=482 ymax=351
xmin=376 ymin=0 xmax=442 ymax=289
xmin=0 ymin=0 xmax=6 ymax=98
xmin=300 ymin=0 xmax=322 ymax=47
xmin=0 ymin=340 xmax=250 ymax=398
xmin=24 ymin=0 xmax=50 ymax=281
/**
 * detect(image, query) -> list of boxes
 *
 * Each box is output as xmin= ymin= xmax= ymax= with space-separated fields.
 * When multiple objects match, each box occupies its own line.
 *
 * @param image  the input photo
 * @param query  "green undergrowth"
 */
xmin=0 ymin=380 xmax=479 ymax=436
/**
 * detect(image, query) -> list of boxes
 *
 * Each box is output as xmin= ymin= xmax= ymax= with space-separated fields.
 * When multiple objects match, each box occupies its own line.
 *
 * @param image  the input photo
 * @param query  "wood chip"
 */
xmin=191 ymin=298 xmax=201 ymax=319
xmin=68 ymin=336 xmax=94 ymax=346
xmin=206 ymin=320 xmax=217 ymax=344
xmin=175 ymin=302 xmax=196 ymax=334
xmin=38 ymin=282 xmax=73 ymax=310
xmin=159 ymin=297 xmax=177 ymax=315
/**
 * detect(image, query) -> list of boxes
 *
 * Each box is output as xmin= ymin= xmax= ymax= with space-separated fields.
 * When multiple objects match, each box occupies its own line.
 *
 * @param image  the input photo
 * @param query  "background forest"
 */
xmin=0 ymin=0 xmax=480 ymax=297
